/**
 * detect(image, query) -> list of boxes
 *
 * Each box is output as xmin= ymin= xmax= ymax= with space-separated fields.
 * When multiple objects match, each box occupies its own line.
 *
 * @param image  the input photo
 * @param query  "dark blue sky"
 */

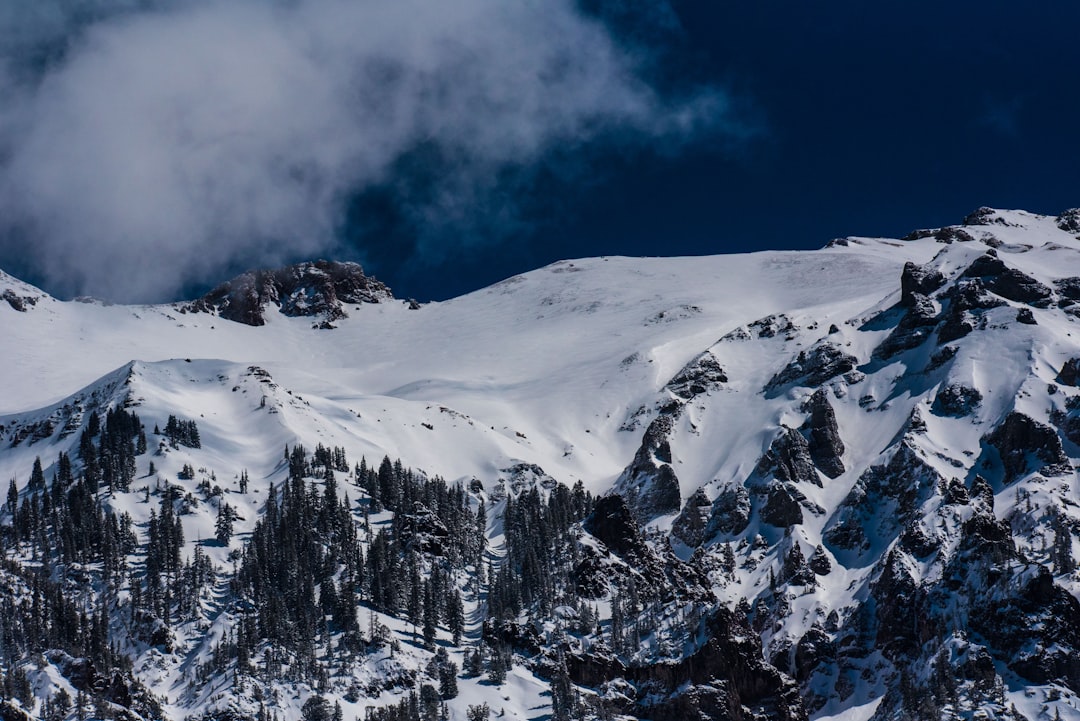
xmin=367 ymin=0 xmax=1080 ymax=301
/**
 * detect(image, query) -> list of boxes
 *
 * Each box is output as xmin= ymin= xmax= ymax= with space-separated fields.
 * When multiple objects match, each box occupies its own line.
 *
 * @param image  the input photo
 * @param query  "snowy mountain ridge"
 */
xmin=2 ymin=207 xmax=1080 ymax=721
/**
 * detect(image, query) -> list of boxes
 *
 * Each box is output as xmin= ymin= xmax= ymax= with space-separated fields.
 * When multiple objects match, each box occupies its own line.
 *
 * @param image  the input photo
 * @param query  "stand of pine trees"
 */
xmin=1 ymin=407 xmax=611 ymax=721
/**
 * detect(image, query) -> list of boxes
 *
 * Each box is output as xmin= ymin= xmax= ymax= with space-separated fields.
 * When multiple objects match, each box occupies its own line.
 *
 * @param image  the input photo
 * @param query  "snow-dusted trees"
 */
xmin=163 ymin=414 xmax=201 ymax=448
xmin=216 ymin=501 xmax=237 ymax=545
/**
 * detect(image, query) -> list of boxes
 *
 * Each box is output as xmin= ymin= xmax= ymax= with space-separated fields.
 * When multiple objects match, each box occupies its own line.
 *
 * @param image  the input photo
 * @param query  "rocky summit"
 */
xmin=2 ymin=207 xmax=1080 ymax=720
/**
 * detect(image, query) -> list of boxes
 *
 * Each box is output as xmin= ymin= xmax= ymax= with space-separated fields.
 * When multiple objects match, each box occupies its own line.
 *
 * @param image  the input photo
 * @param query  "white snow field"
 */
xmin=3 ymin=207 xmax=1080 ymax=720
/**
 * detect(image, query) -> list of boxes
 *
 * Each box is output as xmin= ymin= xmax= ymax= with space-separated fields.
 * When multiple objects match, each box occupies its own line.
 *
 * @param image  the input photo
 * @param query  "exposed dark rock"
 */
xmin=931 ymin=384 xmax=982 ymax=417
xmin=1051 ymin=407 xmax=1080 ymax=448
xmin=566 ymin=606 xmax=808 ymax=721
xmin=872 ymin=549 xmax=922 ymax=659
xmin=934 ymin=226 xmax=976 ymax=243
xmin=900 ymin=262 xmax=946 ymax=306
xmin=899 ymin=521 xmax=939 ymax=557
xmin=925 ymin=345 xmax=958 ymax=372
xmin=576 ymin=496 xmax=714 ymax=607
xmin=941 ymin=477 xmax=970 ymax=506
xmin=757 ymin=427 xmax=819 ymax=487
xmin=808 ymin=545 xmax=832 ymax=575
xmin=963 ymin=206 xmax=1005 ymax=226
xmin=970 ymin=474 xmax=995 ymax=508
xmin=906 ymin=406 xmax=928 ymax=435
xmin=1057 ymin=357 xmax=1080 ymax=386
xmin=2 ymin=289 xmax=38 ymax=312
xmin=794 ymin=627 xmax=835 ymax=683
xmin=746 ymin=313 xmax=798 ymax=339
xmin=961 ymin=254 xmax=1052 ymax=307
xmin=984 ymin=411 xmax=1069 ymax=483
xmin=935 ymin=315 xmax=972 ymax=345
xmin=802 ymin=389 xmax=845 ymax=478
xmin=1057 ymin=208 xmax=1080 ymax=234
xmin=760 ymin=483 xmax=803 ymax=528
xmin=1016 ymin=307 xmax=1036 ymax=324
xmin=901 ymin=228 xmax=937 ymax=241
xmin=614 ymin=413 xmax=683 ymax=522
xmin=824 ymin=441 xmax=942 ymax=555
xmin=1053 ymin=276 xmax=1080 ymax=301
xmin=972 ymin=566 xmax=1080 ymax=691
xmin=945 ymin=277 xmax=1008 ymax=312
xmin=957 ymin=510 xmax=1014 ymax=564
xmin=874 ymin=293 xmax=938 ymax=358
xmin=764 ymin=343 xmax=857 ymax=396
xmin=936 ymin=278 xmax=1005 ymax=343
xmin=706 ymin=486 xmax=751 ymax=538
xmin=667 ymin=352 xmax=727 ymax=400
xmin=962 ymin=647 xmax=999 ymax=691
xmin=672 ymin=488 xmax=713 ymax=547
xmin=583 ymin=495 xmax=652 ymax=564
xmin=501 ymin=462 xmax=558 ymax=493
xmin=186 ymin=260 xmax=392 ymax=326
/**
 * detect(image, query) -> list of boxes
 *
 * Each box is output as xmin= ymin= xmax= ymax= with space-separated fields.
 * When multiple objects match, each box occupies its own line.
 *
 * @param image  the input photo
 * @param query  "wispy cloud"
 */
xmin=0 ymin=0 xmax=730 ymax=302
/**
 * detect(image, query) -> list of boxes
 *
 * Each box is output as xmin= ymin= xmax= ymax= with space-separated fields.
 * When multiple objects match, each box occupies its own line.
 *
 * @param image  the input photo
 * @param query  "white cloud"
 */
xmin=0 ymin=0 xmax=727 ymax=301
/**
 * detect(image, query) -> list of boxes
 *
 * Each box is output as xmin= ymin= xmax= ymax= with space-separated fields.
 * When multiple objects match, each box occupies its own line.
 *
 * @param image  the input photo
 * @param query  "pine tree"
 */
xmin=29 ymin=456 xmax=45 ymax=489
xmin=216 ymin=502 xmax=235 ymax=545
xmin=6 ymin=477 xmax=17 ymax=515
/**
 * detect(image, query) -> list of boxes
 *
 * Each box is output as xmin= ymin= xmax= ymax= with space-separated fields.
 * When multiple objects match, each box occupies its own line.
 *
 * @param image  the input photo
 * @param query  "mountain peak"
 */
xmin=183 ymin=259 xmax=392 ymax=327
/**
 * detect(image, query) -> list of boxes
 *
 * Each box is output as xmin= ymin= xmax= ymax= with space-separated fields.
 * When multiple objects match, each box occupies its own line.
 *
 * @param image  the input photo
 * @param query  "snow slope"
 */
xmin=4 ymin=206 xmax=1080 ymax=720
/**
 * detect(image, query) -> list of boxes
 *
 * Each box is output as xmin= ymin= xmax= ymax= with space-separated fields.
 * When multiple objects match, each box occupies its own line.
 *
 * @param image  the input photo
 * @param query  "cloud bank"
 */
xmin=0 ymin=0 xmax=727 ymax=302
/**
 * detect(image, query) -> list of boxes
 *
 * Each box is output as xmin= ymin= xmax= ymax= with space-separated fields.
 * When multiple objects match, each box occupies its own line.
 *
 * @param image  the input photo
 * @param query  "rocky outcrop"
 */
xmin=186 ymin=260 xmax=392 ymax=326
xmin=667 ymin=352 xmax=727 ymax=400
xmin=962 ymin=206 xmax=1006 ymax=226
xmin=566 ymin=605 xmax=807 ymax=721
xmin=757 ymin=427 xmax=819 ymax=487
xmin=613 ymin=412 xmax=682 ymax=522
xmin=931 ymin=384 xmax=982 ymax=417
xmin=2 ymin=289 xmax=39 ymax=312
xmin=802 ymin=389 xmax=845 ymax=478
xmin=765 ymin=343 xmax=857 ymax=396
xmin=960 ymin=254 xmax=1052 ymax=307
xmin=760 ymin=483 xmax=804 ymax=528
xmin=937 ymin=278 xmax=1005 ymax=343
xmin=984 ymin=411 xmax=1069 ymax=483
xmin=824 ymin=441 xmax=942 ymax=556
xmin=672 ymin=488 xmax=712 ymax=547
xmin=874 ymin=293 xmax=938 ymax=358
xmin=1057 ymin=208 xmax=1080 ymax=234
xmin=1057 ymin=357 xmax=1080 ymax=386
xmin=900 ymin=261 xmax=946 ymax=306
xmin=705 ymin=486 xmax=751 ymax=538
xmin=576 ymin=495 xmax=713 ymax=605
xmin=1054 ymin=276 xmax=1080 ymax=301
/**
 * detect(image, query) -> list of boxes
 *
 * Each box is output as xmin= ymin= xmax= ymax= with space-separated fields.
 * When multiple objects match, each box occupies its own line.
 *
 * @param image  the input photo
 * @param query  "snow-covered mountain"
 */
xmin=3 ymin=208 xmax=1080 ymax=721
